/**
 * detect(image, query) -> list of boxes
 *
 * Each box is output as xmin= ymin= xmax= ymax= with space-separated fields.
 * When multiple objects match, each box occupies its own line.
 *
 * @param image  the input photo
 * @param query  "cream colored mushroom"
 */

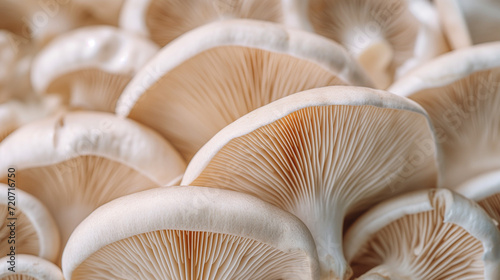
xmin=31 ymin=26 xmax=158 ymax=112
xmin=62 ymin=186 xmax=319 ymax=279
xmin=0 ymin=111 xmax=186 ymax=246
xmin=0 ymin=184 xmax=60 ymax=262
xmin=389 ymin=42 xmax=500 ymax=189
xmin=435 ymin=0 xmax=500 ymax=49
xmin=344 ymin=188 xmax=500 ymax=279
xmin=117 ymin=19 xmax=373 ymax=161
xmin=303 ymin=0 xmax=448 ymax=88
xmin=182 ymin=86 xmax=439 ymax=279
xmin=0 ymin=254 xmax=64 ymax=279
xmin=72 ymin=0 xmax=125 ymax=26
xmin=120 ymin=0 xmax=294 ymax=46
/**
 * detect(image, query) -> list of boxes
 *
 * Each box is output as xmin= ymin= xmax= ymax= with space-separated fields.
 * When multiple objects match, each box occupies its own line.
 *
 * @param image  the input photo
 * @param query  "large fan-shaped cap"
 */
xmin=0 ymin=184 xmax=60 ymax=262
xmin=117 ymin=19 xmax=373 ymax=160
xmin=120 ymin=0 xmax=294 ymax=46
xmin=304 ymin=0 xmax=448 ymax=89
xmin=182 ymin=86 xmax=439 ymax=279
xmin=389 ymin=42 xmax=500 ymax=189
xmin=345 ymin=188 xmax=500 ymax=279
xmin=0 ymin=111 xmax=186 ymax=245
xmin=0 ymin=254 xmax=64 ymax=279
xmin=62 ymin=186 xmax=319 ymax=279
xmin=31 ymin=26 xmax=158 ymax=112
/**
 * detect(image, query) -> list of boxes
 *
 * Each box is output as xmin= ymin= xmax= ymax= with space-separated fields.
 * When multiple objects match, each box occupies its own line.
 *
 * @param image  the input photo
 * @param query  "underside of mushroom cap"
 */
xmin=0 ymin=184 xmax=60 ymax=262
xmin=120 ymin=0 xmax=287 ymax=46
xmin=182 ymin=86 xmax=438 ymax=279
xmin=117 ymin=19 xmax=373 ymax=160
xmin=0 ymin=254 xmax=64 ymax=280
xmin=62 ymin=186 xmax=319 ymax=280
xmin=31 ymin=26 xmax=158 ymax=111
xmin=345 ymin=188 xmax=500 ymax=279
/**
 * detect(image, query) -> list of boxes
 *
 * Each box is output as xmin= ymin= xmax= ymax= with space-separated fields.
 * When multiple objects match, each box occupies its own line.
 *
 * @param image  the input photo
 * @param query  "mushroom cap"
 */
xmin=344 ymin=188 xmax=500 ymax=279
xmin=0 ymin=183 xmax=60 ymax=262
xmin=388 ymin=42 xmax=500 ymax=189
xmin=119 ymin=0 xmax=287 ymax=46
xmin=182 ymin=86 xmax=439 ymax=279
xmin=117 ymin=19 xmax=373 ymax=160
xmin=305 ymin=0 xmax=447 ymax=89
xmin=62 ymin=186 xmax=319 ymax=280
xmin=31 ymin=26 xmax=158 ymax=111
xmin=0 ymin=254 xmax=64 ymax=279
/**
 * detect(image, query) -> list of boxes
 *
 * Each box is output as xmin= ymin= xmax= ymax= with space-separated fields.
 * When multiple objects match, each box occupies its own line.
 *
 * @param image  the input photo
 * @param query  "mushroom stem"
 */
xmin=342 ymin=28 xmax=393 ymax=89
xmin=357 ymin=264 xmax=410 ymax=280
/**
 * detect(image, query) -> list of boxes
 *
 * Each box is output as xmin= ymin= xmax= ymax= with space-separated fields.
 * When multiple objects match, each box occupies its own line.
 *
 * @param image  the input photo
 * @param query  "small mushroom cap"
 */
xmin=0 ymin=183 xmax=60 ymax=262
xmin=0 ymin=254 xmax=64 ymax=280
xmin=117 ymin=19 xmax=373 ymax=160
xmin=62 ymin=186 xmax=319 ymax=280
xmin=31 ymin=26 xmax=158 ymax=111
xmin=344 ymin=188 xmax=500 ymax=279
xmin=183 ymin=86 xmax=438 ymax=279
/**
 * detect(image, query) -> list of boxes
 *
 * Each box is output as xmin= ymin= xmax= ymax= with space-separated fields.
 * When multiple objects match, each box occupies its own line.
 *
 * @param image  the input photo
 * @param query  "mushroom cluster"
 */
xmin=0 ymin=1 xmax=499 ymax=279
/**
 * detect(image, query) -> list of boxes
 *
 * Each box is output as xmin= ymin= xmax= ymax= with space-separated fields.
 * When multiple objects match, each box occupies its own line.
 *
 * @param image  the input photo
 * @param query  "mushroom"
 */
xmin=388 ymin=42 xmax=500 ymax=189
xmin=71 ymin=0 xmax=125 ymax=26
xmin=116 ymin=19 xmax=373 ymax=161
xmin=31 ymin=26 xmax=158 ymax=112
xmin=119 ymin=0 xmax=291 ymax=46
xmin=0 ymin=111 xmax=186 ymax=246
xmin=182 ymin=86 xmax=439 ymax=279
xmin=62 ymin=186 xmax=319 ymax=279
xmin=303 ymin=0 xmax=448 ymax=88
xmin=435 ymin=0 xmax=500 ymax=49
xmin=0 ymin=254 xmax=64 ymax=279
xmin=0 ymin=183 xmax=60 ymax=262
xmin=344 ymin=188 xmax=500 ymax=279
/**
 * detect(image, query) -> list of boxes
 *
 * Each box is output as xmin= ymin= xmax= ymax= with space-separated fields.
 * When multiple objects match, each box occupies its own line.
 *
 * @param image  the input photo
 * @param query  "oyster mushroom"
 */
xmin=31 ymin=26 xmax=158 ymax=112
xmin=0 ymin=254 xmax=64 ymax=280
xmin=0 ymin=183 xmax=60 ymax=262
xmin=62 ymin=186 xmax=319 ymax=279
xmin=344 ymin=188 xmax=500 ymax=279
xmin=182 ymin=86 xmax=439 ymax=279
xmin=117 ymin=19 xmax=373 ymax=160
xmin=304 ymin=0 xmax=447 ymax=88
xmin=0 ymin=111 xmax=186 ymax=246
xmin=389 ymin=42 xmax=500 ymax=189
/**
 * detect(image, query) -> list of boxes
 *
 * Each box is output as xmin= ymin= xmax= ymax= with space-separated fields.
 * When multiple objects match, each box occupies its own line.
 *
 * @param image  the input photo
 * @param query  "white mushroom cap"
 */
xmin=31 ymin=26 xmax=158 ymax=112
xmin=0 ymin=111 xmax=186 ymax=245
xmin=388 ymin=42 xmax=500 ymax=189
xmin=345 ymin=188 xmax=500 ymax=279
xmin=182 ymin=86 xmax=439 ymax=279
xmin=62 ymin=186 xmax=319 ymax=280
xmin=119 ymin=0 xmax=289 ymax=46
xmin=0 ymin=254 xmax=64 ymax=279
xmin=0 ymin=184 xmax=60 ymax=262
xmin=117 ymin=19 xmax=373 ymax=160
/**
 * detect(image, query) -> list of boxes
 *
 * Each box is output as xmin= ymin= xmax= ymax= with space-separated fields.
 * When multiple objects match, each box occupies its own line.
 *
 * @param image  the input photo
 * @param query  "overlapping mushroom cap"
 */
xmin=182 ymin=86 xmax=439 ymax=279
xmin=345 ymin=188 xmax=500 ymax=279
xmin=31 ymin=26 xmax=158 ymax=112
xmin=0 ymin=184 xmax=60 ymax=262
xmin=389 ymin=42 xmax=500 ymax=189
xmin=0 ymin=254 xmax=64 ymax=280
xmin=0 ymin=111 xmax=186 ymax=245
xmin=117 ymin=19 xmax=373 ymax=160
xmin=62 ymin=186 xmax=319 ymax=280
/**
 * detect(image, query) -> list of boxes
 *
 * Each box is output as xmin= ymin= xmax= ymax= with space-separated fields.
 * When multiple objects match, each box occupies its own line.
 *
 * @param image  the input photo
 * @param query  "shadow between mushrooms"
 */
xmin=182 ymin=86 xmax=439 ymax=279
xmin=116 ymin=19 xmax=373 ymax=161
xmin=62 ymin=186 xmax=319 ymax=280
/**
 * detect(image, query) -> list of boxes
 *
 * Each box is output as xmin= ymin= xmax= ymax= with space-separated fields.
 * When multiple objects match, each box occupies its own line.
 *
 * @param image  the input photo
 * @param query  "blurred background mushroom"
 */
xmin=0 ymin=254 xmax=64 ymax=280
xmin=63 ymin=186 xmax=319 ymax=279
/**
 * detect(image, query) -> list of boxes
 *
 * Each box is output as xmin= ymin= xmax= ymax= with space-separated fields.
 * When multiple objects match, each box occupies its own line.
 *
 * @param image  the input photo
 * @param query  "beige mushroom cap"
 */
xmin=62 ymin=186 xmax=319 ymax=280
xmin=0 ymin=184 xmax=60 ymax=262
xmin=31 ymin=26 xmax=158 ymax=112
xmin=183 ymin=86 xmax=439 ymax=279
xmin=0 ymin=254 xmax=64 ymax=279
xmin=345 ymin=188 xmax=500 ymax=279
xmin=117 ymin=19 xmax=373 ymax=160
